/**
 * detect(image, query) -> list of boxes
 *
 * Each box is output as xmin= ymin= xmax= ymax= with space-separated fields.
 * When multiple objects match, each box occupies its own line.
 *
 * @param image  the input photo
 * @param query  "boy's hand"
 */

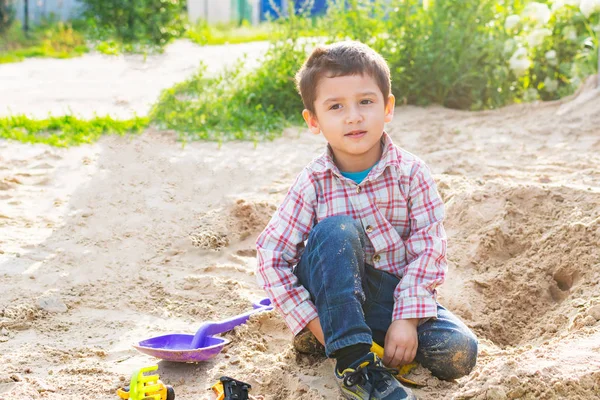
xmin=383 ymin=318 xmax=419 ymax=368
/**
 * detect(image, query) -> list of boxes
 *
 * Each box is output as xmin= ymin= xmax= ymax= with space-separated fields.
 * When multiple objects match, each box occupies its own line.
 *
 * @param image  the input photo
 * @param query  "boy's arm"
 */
xmin=393 ymin=161 xmax=447 ymax=322
xmin=256 ymin=170 xmax=318 ymax=336
xmin=306 ymin=317 xmax=325 ymax=345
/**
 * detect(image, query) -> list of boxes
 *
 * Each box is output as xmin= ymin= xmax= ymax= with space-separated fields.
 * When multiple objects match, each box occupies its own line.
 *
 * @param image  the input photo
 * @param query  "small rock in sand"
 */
xmin=586 ymin=305 xmax=600 ymax=321
xmin=37 ymin=293 xmax=67 ymax=313
xmin=486 ymin=385 xmax=508 ymax=400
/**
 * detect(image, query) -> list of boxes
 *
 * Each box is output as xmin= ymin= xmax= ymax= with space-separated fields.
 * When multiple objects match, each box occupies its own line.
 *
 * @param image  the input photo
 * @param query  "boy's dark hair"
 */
xmin=295 ymin=41 xmax=391 ymax=115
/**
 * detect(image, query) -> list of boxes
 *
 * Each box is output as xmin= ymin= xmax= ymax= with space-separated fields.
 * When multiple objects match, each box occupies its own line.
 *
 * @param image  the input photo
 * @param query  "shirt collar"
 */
xmin=322 ymin=132 xmax=398 ymax=180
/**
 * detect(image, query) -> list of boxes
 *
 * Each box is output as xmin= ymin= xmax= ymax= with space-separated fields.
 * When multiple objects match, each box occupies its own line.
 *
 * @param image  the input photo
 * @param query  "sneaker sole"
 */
xmin=340 ymin=383 xmax=417 ymax=400
xmin=340 ymin=385 xmax=369 ymax=400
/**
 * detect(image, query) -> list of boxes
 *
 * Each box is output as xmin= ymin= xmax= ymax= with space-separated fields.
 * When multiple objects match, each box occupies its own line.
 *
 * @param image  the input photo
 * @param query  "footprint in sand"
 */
xmin=0 ymin=177 xmax=22 ymax=190
xmin=31 ymin=163 xmax=55 ymax=170
xmin=0 ymin=181 xmax=15 ymax=191
xmin=34 ymin=151 xmax=62 ymax=161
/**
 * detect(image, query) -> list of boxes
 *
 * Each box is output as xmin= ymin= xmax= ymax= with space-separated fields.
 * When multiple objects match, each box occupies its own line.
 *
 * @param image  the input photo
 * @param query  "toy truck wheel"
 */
xmin=166 ymin=385 xmax=175 ymax=400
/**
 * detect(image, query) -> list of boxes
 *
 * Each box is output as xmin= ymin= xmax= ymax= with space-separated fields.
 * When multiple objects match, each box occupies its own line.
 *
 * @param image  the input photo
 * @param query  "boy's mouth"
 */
xmin=345 ymin=130 xmax=367 ymax=138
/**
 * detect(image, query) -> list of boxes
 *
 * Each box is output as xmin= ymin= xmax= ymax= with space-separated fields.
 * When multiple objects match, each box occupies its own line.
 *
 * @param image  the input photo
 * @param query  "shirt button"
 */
xmin=373 ymin=254 xmax=381 ymax=263
xmin=365 ymin=225 xmax=373 ymax=233
xmin=356 ymin=186 xmax=362 ymax=194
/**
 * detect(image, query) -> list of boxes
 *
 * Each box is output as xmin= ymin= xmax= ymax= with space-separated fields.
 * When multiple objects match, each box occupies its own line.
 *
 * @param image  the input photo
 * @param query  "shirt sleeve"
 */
xmin=256 ymin=168 xmax=319 ymax=335
xmin=393 ymin=161 xmax=447 ymax=321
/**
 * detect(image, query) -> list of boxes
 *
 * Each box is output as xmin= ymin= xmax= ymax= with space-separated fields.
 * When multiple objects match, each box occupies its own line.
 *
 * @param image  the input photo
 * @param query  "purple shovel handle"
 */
xmin=190 ymin=298 xmax=273 ymax=348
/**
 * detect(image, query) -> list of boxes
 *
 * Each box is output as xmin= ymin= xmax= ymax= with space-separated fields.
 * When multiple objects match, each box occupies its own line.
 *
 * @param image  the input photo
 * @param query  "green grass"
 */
xmin=185 ymin=20 xmax=273 ymax=46
xmin=0 ymin=115 xmax=149 ymax=147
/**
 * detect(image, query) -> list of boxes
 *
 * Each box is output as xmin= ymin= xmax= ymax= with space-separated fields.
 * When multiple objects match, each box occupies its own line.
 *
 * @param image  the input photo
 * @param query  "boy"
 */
xmin=256 ymin=41 xmax=478 ymax=400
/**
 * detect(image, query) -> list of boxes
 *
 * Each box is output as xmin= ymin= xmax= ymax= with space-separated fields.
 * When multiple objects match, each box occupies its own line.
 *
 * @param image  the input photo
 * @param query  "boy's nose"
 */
xmin=345 ymin=106 xmax=364 ymax=124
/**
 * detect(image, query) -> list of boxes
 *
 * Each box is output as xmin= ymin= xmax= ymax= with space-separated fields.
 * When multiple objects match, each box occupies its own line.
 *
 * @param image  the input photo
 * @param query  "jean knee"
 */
xmin=441 ymin=332 xmax=478 ymax=380
xmin=421 ymin=330 xmax=478 ymax=381
xmin=311 ymin=215 xmax=365 ymax=245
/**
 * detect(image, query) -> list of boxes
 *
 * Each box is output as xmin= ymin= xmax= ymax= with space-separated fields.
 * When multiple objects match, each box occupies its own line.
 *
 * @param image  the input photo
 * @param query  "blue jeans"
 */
xmin=294 ymin=215 xmax=478 ymax=380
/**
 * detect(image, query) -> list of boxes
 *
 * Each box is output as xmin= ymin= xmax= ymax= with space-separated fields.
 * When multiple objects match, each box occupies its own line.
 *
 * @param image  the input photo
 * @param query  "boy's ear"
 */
xmin=302 ymin=109 xmax=321 ymax=135
xmin=384 ymin=94 xmax=395 ymax=123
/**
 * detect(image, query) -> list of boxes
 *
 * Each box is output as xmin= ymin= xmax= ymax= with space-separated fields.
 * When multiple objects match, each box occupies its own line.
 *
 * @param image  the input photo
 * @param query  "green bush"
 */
xmin=79 ymin=0 xmax=186 ymax=45
xmin=150 ymin=39 xmax=307 ymax=143
xmin=336 ymin=0 xmax=512 ymax=109
xmin=150 ymin=5 xmax=313 ymax=142
xmin=321 ymin=0 xmax=534 ymax=109
xmin=0 ymin=0 xmax=14 ymax=34
xmin=298 ymin=0 xmax=597 ymax=108
xmin=504 ymin=1 xmax=599 ymax=102
xmin=0 ymin=19 xmax=88 ymax=64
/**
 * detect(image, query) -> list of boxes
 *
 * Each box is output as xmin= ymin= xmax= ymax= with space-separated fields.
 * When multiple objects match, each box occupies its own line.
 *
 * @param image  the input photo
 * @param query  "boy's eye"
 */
xmin=329 ymin=104 xmax=342 ymax=110
xmin=361 ymin=99 xmax=373 ymax=105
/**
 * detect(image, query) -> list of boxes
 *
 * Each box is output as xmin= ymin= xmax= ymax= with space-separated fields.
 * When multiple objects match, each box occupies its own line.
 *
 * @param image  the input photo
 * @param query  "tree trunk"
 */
xmin=23 ymin=0 xmax=28 ymax=36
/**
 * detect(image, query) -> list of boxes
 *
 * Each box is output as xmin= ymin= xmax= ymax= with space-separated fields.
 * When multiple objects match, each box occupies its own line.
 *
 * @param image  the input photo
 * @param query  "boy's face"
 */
xmin=302 ymin=73 xmax=395 ymax=172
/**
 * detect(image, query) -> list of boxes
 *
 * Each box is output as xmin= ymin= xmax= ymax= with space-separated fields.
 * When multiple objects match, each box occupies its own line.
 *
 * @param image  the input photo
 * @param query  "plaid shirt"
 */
xmin=256 ymin=132 xmax=447 ymax=335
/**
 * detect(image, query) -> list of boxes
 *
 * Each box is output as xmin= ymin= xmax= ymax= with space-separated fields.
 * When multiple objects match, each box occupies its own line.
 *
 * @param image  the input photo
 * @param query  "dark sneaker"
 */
xmin=335 ymin=353 xmax=416 ymax=400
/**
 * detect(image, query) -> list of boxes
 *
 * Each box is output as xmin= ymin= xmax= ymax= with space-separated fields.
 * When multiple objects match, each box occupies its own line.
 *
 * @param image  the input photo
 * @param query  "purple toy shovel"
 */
xmin=133 ymin=298 xmax=273 ymax=362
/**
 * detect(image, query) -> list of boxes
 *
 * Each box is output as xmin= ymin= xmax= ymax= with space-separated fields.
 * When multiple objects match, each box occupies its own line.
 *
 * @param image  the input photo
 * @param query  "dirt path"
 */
xmin=0 ymin=79 xmax=599 ymax=398
xmin=0 ymin=40 xmax=269 ymax=119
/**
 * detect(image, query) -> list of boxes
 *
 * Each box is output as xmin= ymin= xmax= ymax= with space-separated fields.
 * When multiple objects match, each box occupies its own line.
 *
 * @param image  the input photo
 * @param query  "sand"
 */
xmin=1 ymin=68 xmax=599 ymax=398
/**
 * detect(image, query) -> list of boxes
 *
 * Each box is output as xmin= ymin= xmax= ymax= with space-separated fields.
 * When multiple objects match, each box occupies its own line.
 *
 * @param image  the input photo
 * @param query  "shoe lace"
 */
xmin=343 ymin=363 xmax=399 ymax=398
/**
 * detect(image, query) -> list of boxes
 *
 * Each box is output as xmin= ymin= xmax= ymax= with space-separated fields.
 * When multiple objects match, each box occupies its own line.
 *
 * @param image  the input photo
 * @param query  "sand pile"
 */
xmin=0 ymin=82 xmax=599 ymax=399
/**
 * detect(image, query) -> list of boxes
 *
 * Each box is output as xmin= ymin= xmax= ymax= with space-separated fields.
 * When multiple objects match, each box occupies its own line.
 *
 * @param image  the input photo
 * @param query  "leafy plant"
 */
xmin=0 ymin=19 xmax=88 ymax=64
xmin=79 ymin=0 xmax=186 ymax=45
xmin=0 ymin=0 xmax=14 ymax=34
xmin=150 ymin=1 xmax=313 ymax=143
xmin=505 ymin=1 xmax=599 ymax=101
xmin=39 ymin=21 xmax=88 ymax=57
xmin=149 ymin=40 xmax=306 ymax=143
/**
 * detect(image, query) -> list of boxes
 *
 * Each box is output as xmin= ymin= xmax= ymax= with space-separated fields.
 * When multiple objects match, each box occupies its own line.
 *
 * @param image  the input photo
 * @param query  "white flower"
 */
xmin=527 ymin=28 xmax=553 ymax=47
xmin=552 ymin=0 xmax=581 ymax=12
xmin=523 ymin=2 xmax=552 ymax=24
xmin=563 ymin=26 xmax=578 ymax=40
xmin=524 ymin=88 xmax=540 ymax=102
xmin=509 ymin=48 xmax=532 ymax=77
xmin=546 ymin=50 xmax=558 ymax=66
xmin=544 ymin=77 xmax=559 ymax=92
xmin=504 ymin=39 xmax=517 ymax=54
xmin=552 ymin=0 xmax=564 ymax=11
xmin=505 ymin=15 xmax=521 ymax=30
xmin=580 ymin=0 xmax=600 ymax=18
